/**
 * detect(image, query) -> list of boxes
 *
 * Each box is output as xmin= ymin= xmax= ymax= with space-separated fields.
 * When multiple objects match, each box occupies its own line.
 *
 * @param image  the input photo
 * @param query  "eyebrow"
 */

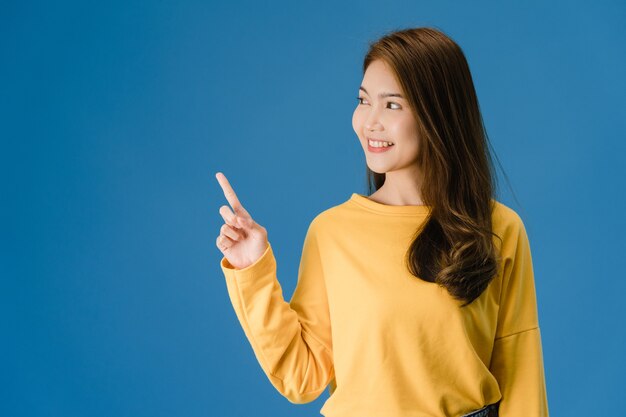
xmin=359 ymin=86 xmax=405 ymax=99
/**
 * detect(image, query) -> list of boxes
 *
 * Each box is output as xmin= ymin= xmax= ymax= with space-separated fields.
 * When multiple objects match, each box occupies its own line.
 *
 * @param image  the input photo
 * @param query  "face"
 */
xmin=352 ymin=59 xmax=421 ymax=175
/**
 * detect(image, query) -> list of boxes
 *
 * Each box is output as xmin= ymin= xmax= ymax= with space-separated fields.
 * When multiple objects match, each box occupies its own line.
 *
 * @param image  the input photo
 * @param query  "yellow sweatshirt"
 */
xmin=220 ymin=193 xmax=549 ymax=417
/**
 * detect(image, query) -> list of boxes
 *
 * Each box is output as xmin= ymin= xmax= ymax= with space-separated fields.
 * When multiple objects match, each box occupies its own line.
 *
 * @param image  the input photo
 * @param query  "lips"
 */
xmin=367 ymin=137 xmax=394 ymax=145
xmin=367 ymin=142 xmax=394 ymax=153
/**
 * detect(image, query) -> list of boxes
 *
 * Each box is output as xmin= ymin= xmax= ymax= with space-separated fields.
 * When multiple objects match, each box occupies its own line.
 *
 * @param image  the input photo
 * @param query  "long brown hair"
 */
xmin=362 ymin=27 xmax=504 ymax=307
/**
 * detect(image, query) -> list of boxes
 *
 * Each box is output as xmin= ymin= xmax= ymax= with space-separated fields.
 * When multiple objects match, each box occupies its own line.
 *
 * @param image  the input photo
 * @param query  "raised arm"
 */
xmin=215 ymin=172 xmax=334 ymax=403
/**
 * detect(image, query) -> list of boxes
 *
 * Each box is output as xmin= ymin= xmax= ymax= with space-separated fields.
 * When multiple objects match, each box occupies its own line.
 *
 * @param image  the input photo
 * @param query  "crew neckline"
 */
xmin=349 ymin=193 xmax=432 ymax=216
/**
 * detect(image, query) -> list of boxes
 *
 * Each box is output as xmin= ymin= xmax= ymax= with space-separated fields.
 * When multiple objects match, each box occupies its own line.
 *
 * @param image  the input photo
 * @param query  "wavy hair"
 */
xmin=362 ymin=27 xmax=505 ymax=307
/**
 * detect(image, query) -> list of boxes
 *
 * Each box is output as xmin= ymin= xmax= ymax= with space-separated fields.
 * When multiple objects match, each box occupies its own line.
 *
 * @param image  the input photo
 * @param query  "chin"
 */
xmin=366 ymin=164 xmax=390 ymax=175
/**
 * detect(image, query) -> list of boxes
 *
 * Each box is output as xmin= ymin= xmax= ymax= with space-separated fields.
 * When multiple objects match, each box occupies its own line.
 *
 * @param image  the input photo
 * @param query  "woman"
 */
xmin=215 ymin=27 xmax=549 ymax=417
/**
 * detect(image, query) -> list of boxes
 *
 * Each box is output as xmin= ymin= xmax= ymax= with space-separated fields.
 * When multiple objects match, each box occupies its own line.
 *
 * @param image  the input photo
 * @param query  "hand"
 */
xmin=215 ymin=172 xmax=269 ymax=270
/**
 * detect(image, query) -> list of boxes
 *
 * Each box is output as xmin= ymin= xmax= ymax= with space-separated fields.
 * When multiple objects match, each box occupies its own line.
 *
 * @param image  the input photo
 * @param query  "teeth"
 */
xmin=368 ymin=139 xmax=394 ymax=147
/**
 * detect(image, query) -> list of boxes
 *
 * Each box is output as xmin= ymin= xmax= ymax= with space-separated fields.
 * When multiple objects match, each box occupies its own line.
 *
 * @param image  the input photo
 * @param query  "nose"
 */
xmin=364 ymin=106 xmax=383 ymax=131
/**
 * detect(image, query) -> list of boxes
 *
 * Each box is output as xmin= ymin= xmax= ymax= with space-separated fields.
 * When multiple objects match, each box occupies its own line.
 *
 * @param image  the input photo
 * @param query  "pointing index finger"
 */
xmin=215 ymin=172 xmax=247 ymax=215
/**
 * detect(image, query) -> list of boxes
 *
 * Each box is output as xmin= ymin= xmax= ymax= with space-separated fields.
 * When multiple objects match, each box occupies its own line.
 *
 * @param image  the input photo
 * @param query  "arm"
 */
xmin=489 ymin=216 xmax=550 ymax=416
xmin=220 ymin=218 xmax=334 ymax=404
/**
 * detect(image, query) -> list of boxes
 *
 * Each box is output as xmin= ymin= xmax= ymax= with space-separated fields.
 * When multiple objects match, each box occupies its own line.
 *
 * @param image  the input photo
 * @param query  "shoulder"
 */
xmin=490 ymin=199 xmax=532 ymax=259
xmin=305 ymin=197 xmax=355 ymax=234
xmin=491 ymin=199 xmax=527 ymax=234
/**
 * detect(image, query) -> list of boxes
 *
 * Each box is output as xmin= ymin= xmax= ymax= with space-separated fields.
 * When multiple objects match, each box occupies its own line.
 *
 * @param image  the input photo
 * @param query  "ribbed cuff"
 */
xmin=220 ymin=242 xmax=275 ymax=284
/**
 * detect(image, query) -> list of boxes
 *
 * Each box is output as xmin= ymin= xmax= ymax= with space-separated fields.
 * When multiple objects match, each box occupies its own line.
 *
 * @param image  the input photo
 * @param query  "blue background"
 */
xmin=2 ymin=1 xmax=625 ymax=416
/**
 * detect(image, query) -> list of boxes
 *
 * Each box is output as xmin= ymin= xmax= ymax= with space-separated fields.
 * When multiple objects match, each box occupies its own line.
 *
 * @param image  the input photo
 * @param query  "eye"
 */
xmin=356 ymin=96 xmax=401 ymax=110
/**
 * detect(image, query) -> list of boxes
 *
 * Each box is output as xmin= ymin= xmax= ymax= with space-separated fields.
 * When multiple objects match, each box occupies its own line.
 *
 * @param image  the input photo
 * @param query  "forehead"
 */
xmin=362 ymin=60 xmax=401 ymax=90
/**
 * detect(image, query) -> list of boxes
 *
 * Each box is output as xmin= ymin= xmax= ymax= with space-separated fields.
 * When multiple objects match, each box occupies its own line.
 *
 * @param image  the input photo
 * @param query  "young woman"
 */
xmin=215 ymin=27 xmax=549 ymax=417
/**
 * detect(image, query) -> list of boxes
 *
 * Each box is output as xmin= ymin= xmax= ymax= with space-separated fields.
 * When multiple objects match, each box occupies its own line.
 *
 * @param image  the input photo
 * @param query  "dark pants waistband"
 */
xmin=460 ymin=400 xmax=500 ymax=417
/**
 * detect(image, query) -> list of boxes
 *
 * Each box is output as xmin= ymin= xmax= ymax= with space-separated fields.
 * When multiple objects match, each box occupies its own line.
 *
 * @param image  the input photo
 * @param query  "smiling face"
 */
xmin=352 ymin=59 xmax=421 ymax=175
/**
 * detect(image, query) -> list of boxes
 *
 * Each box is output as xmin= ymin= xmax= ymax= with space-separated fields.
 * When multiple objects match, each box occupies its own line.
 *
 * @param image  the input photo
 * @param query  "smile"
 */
xmin=368 ymin=139 xmax=395 ymax=153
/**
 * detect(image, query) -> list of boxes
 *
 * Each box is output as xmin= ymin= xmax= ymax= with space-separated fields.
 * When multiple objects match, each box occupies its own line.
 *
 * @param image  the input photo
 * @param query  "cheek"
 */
xmin=352 ymin=109 xmax=361 ymax=133
xmin=396 ymin=118 xmax=419 ymax=144
xmin=387 ymin=122 xmax=419 ymax=157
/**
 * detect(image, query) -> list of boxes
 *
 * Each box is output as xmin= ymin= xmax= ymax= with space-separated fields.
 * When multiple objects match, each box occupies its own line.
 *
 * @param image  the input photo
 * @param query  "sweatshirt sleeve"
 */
xmin=219 ymin=218 xmax=334 ymax=404
xmin=489 ymin=215 xmax=550 ymax=416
